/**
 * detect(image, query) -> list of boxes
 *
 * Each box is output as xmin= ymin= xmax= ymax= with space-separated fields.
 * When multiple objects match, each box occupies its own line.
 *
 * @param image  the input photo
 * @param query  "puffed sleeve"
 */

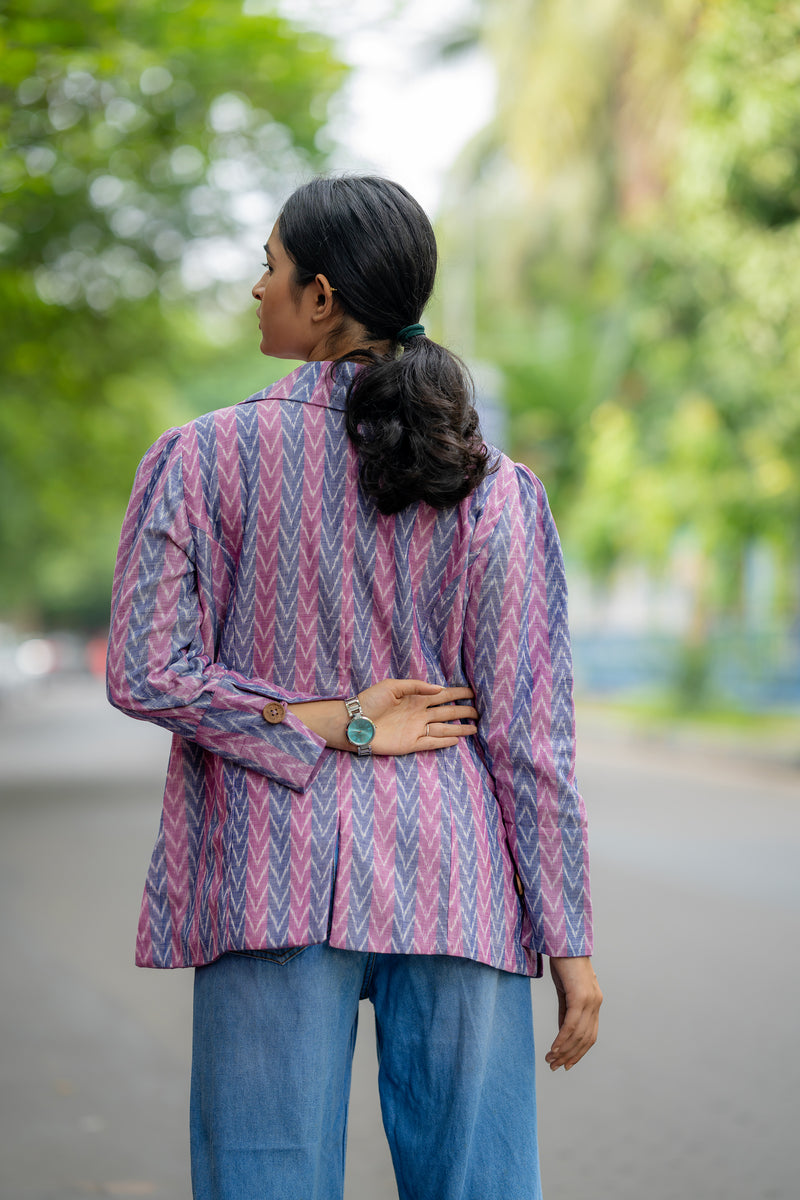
xmin=106 ymin=427 xmax=327 ymax=792
xmin=462 ymin=457 xmax=593 ymax=958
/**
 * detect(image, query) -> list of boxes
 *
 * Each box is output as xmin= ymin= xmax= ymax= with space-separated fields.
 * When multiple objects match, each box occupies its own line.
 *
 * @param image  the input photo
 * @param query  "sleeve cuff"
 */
xmin=195 ymin=680 xmax=327 ymax=792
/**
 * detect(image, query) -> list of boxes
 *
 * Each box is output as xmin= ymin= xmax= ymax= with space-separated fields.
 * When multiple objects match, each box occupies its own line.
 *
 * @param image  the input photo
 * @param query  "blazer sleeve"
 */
xmin=462 ymin=459 xmax=593 ymax=958
xmin=106 ymin=427 xmax=327 ymax=792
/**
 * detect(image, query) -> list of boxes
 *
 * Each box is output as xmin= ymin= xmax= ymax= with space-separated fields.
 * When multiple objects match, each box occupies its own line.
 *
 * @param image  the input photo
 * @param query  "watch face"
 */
xmin=346 ymin=715 xmax=375 ymax=746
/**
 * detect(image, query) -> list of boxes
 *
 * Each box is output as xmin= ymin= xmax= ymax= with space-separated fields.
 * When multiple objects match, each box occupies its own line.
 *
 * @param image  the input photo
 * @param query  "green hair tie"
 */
xmin=396 ymin=323 xmax=425 ymax=344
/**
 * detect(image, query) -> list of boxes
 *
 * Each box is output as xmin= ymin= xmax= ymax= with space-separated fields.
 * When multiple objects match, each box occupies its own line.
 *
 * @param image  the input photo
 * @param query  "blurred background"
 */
xmin=1 ymin=2 xmax=798 ymax=1199
xmin=2 ymin=0 xmax=799 ymax=737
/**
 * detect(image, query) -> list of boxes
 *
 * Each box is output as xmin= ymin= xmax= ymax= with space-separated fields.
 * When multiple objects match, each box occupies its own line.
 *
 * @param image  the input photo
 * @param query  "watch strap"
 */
xmin=345 ymin=696 xmax=374 ymax=756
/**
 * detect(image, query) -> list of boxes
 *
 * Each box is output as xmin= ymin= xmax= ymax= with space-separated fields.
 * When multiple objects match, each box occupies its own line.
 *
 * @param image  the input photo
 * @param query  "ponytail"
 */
xmin=340 ymin=337 xmax=491 ymax=514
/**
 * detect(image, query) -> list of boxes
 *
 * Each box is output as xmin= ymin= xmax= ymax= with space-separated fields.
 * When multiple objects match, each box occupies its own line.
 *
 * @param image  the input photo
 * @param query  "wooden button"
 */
xmin=262 ymin=700 xmax=286 ymax=724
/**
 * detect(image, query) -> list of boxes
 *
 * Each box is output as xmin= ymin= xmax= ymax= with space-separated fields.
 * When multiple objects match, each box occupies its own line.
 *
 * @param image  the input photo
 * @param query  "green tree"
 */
xmin=1 ymin=0 xmax=347 ymax=624
xmin=437 ymin=0 xmax=800 ymax=657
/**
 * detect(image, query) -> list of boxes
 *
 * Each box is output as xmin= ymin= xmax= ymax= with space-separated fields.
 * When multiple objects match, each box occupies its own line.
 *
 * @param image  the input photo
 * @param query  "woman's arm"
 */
xmin=288 ymin=679 xmax=478 ymax=753
xmin=462 ymin=462 xmax=592 ymax=956
xmin=107 ymin=429 xmax=329 ymax=791
xmin=461 ymin=460 xmax=599 ymax=1065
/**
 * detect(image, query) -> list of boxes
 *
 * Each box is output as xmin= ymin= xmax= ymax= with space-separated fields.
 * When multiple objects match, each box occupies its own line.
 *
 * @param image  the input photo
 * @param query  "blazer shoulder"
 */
xmin=470 ymin=447 xmax=547 ymax=522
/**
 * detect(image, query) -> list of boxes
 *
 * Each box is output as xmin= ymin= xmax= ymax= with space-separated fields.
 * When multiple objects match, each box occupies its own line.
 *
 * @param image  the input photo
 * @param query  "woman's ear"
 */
xmin=309 ymin=273 xmax=337 ymax=323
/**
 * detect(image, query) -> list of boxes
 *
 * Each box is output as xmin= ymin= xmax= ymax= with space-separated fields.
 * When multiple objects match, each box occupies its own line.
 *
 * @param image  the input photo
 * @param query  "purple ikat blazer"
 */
xmin=107 ymin=360 xmax=593 ymax=974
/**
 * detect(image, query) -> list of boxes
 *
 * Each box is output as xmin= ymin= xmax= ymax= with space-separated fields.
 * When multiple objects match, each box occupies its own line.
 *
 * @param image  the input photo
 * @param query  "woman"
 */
xmin=107 ymin=175 xmax=601 ymax=1200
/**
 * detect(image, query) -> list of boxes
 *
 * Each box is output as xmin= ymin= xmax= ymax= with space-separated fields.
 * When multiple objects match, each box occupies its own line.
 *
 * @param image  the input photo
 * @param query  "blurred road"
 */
xmin=1 ymin=678 xmax=798 ymax=1200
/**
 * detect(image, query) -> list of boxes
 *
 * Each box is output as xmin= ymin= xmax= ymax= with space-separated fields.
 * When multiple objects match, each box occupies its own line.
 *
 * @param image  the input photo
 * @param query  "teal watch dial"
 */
xmin=346 ymin=715 xmax=375 ymax=747
xmin=344 ymin=697 xmax=375 ymax=755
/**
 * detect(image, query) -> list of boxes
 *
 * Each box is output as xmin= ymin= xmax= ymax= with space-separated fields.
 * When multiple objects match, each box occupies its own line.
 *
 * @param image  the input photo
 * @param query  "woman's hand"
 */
xmin=359 ymin=679 xmax=478 ymax=755
xmin=286 ymin=679 xmax=478 ymax=755
xmin=544 ymin=956 xmax=602 ymax=1071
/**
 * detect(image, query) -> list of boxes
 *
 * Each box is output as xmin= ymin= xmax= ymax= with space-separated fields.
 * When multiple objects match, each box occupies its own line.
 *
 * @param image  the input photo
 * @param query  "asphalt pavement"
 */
xmin=0 ymin=677 xmax=797 ymax=1200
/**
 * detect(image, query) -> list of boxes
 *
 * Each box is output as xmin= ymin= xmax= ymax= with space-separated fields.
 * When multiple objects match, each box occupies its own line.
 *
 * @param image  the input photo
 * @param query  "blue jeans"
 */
xmin=190 ymin=944 xmax=542 ymax=1200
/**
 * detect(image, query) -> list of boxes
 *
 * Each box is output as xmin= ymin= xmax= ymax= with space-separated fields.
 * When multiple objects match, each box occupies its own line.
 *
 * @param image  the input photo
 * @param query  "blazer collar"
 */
xmin=240 ymin=359 xmax=359 ymax=413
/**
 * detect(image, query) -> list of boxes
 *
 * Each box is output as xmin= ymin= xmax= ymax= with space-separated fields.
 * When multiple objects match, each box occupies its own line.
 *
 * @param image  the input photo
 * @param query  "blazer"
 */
xmin=107 ymin=360 xmax=593 ymax=975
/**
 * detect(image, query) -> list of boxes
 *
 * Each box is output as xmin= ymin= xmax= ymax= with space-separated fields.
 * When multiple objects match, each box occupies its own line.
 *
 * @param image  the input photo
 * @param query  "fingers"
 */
xmin=545 ymin=1007 xmax=599 ymax=1072
xmin=386 ymin=681 xmax=476 ymax=703
xmin=389 ymin=679 xmax=454 ymax=696
xmin=422 ymin=692 xmax=478 ymax=745
xmin=361 ymin=681 xmax=480 ymax=754
xmin=424 ymin=720 xmax=478 ymax=742
xmin=424 ymin=703 xmax=479 ymax=724
xmin=430 ymin=685 xmax=475 ymax=704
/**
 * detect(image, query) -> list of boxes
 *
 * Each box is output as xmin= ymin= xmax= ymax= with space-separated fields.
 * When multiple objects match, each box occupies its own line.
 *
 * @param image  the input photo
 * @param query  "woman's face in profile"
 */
xmin=251 ymin=222 xmax=314 ymax=361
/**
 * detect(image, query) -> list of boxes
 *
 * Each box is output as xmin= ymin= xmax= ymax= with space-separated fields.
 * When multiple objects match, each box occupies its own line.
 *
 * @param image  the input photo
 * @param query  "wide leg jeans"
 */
xmin=190 ymin=943 xmax=542 ymax=1200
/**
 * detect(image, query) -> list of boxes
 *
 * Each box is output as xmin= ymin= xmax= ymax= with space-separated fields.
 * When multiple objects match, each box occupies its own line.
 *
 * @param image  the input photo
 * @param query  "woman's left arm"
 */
xmin=107 ymin=429 xmax=330 ymax=792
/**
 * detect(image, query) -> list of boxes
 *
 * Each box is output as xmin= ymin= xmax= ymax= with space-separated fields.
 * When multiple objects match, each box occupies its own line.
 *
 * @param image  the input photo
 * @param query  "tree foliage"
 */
xmin=438 ymin=0 xmax=800 ymax=631
xmin=0 ymin=0 xmax=346 ymax=623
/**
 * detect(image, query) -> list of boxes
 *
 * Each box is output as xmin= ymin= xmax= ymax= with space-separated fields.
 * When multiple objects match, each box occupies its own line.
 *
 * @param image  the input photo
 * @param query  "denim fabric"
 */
xmin=190 ymin=944 xmax=541 ymax=1200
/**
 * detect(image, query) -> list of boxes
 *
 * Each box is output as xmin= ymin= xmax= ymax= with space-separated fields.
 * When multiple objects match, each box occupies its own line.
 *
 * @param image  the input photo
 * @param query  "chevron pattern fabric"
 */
xmin=108 ymin=361 xmax=593 ymax=975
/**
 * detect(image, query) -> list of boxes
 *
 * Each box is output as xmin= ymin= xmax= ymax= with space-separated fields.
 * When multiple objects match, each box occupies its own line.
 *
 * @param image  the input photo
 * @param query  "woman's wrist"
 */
xmin=285 ymin=698 xmax=352 ymax=751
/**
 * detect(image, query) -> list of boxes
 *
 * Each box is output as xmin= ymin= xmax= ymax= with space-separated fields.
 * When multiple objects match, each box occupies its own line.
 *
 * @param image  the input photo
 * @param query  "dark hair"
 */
xmin=277 ymin=175 xmax=492 ymax=514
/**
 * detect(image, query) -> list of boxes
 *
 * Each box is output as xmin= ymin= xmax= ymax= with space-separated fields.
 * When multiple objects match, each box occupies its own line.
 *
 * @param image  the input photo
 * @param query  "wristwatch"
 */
xmin=344 ymin=697 xmax=376 ymax=756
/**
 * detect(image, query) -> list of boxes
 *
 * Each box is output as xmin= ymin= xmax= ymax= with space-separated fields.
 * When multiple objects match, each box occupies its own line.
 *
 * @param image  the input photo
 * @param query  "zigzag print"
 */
xmin=510 ymin=518 xmax=546 ymax=948
xmin=368 ymin=762 xmax=398 ymax=948
xmin=192 ymin=413 xmax=224 ymax=550
xmin=266 ymin=785 xmax=292 ymax=947
xmin=124 ymin=484 xmax=172 ymax=708
xmin=307 ymin=755 xmax=339 ymax=940
xmin=369 ymin=512 xmax=396 ymax=680
xmin=287 ymin=791 xmax=314 ymax=945
xmin=390 ymin=755 xmax=421 ymax=953
xmin=519 ymin=477 xmax=566 ymax=952
xmin=252 ymin=402 xmax=283 ymax=680
xmin=272 ymin=403 xmax=305 ymax=689
xmin=222 ymin=759 xmax=249 ymax=946
xmin=140 ymin=813 xmax=171 ymax=967
xmin=180 ymin=741 xmax=210 ymax=962
xmin=243 ymin=771 xmax=272 ymax=944
xmin=448 ymin=762 xmax=480 ymax=960
xmin=293 ymin=407 xmax=326 ymax=691
xmin=468 ymin=779 xmax=497 ymax=963
xmin=160 ymin=746 xmax=191 ymax=964
xmin=346 ymin=757 xmax=376 ymax=950
xmin=329 ymin=752 xmax=354 ymax=947
xmin=350 ymin=484 xmax=377 ymax=686
xmin=213 ymin=408 xmax=243 ymax=577
xmin=227 ymin=403 xmax=261 ymax=676
xmin=542 ymin=492 xmax=588 ymax=953
xmin=196 ymin=782 xmax=223 ymax=963
xmin=417 ymin=510 xmax=460 ymax=665
xmin=335 ymin=448 xmax=359 ymax=688
xmin=388 ymin=507 xmax=419 ymax=679
xmin=112 ymin=361 xmax=593 ymax=974
xmin=108 ymin=432 xmax=177 ymax=676
xmin=315 ymin=413 xmax=347 ymax=691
